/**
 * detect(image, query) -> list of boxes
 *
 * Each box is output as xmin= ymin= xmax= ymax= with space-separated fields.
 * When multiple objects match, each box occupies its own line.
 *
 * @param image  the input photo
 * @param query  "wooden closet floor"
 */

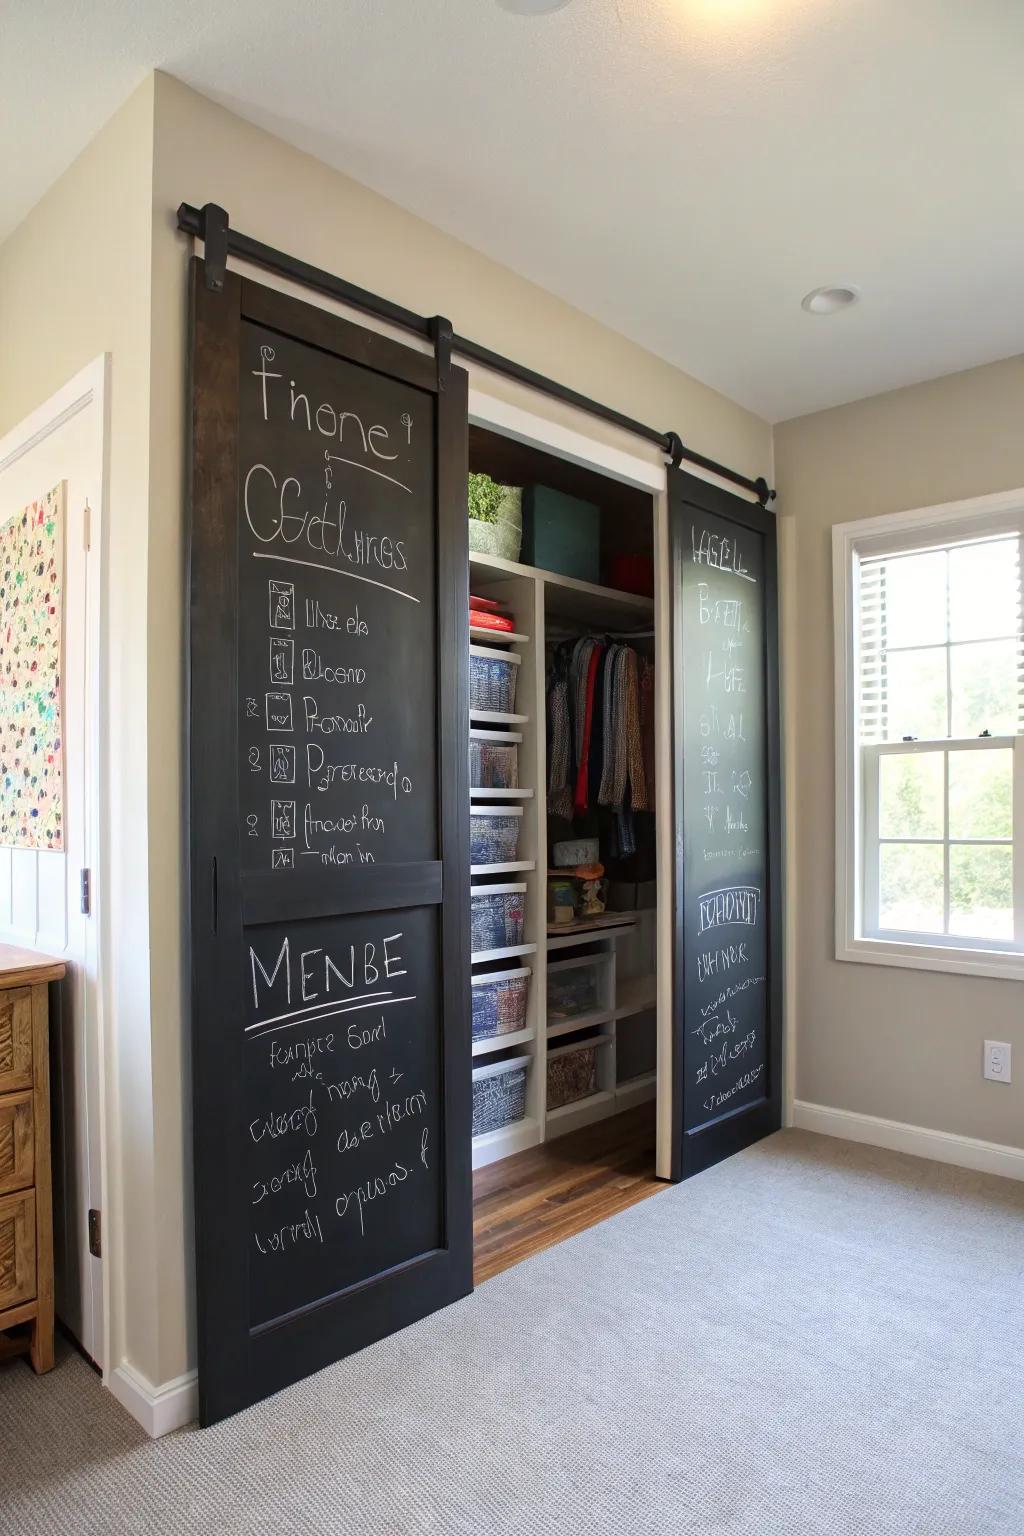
xmin=472 ymin=1104 xmax=663 ymax=1285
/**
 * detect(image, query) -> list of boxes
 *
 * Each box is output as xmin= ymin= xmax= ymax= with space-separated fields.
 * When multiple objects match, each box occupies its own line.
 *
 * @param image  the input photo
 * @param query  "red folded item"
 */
xmin=470 ymin=608 xmax=515 ymax=632
xmin=469 ymin=594 xmax=506 ymax=613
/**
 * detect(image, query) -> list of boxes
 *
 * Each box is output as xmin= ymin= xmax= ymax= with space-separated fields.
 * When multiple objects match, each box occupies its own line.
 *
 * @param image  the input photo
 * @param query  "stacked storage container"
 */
xmin=469 ymin=644 xmax=521 ymax=714
xmin=468 ymin=592 xmax=533 ymax=1150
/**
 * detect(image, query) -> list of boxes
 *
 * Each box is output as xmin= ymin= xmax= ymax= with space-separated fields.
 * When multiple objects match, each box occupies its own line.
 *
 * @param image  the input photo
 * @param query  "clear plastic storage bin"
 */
xmin=469 ymin=729 xmax=521 ymax=790
xmin=546 ymin=959 xmax=601 ymax=1021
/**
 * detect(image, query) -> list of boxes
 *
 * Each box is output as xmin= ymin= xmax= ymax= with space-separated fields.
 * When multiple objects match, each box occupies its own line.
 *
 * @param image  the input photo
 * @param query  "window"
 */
xmin=834 ymin=491 xmax=1024 ymax=979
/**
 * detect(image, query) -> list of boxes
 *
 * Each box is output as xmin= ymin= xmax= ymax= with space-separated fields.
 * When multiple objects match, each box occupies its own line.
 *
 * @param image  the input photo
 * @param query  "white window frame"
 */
xmin=834 ymin=486 xmax=1024 ymax=981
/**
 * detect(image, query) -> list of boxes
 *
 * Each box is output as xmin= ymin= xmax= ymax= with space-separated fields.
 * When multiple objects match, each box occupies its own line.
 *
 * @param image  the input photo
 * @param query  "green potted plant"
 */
xmin=467 ymin=472 xmax=523 ymax=562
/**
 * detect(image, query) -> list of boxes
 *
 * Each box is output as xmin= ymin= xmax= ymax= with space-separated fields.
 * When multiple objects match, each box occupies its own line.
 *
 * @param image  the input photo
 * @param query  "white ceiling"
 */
xmin=4 ymin=0 xmax=1024 ymax=420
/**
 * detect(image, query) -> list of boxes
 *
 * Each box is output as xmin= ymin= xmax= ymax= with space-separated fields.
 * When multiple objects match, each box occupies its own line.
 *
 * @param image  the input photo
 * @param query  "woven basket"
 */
xmin=547 ymin=1044 xmax=597 ymax=1111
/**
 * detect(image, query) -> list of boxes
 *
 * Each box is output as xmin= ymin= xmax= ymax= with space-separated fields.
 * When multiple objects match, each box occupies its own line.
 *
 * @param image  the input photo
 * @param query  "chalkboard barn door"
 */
xmin=669 ymin=468 xmax=783 ymax=1180
xmin=188 ymin=258 xmax=472 ymax=1424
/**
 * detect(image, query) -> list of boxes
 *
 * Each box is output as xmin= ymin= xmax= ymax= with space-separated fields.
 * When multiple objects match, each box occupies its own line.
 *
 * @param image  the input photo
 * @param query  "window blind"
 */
xmin=857 ymin=533 xmax=1024 ymax=744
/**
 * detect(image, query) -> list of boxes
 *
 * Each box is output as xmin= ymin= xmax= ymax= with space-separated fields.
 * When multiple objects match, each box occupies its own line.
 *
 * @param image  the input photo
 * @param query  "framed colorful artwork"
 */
xmin=0 ymin=482 xmax=65 ymax=850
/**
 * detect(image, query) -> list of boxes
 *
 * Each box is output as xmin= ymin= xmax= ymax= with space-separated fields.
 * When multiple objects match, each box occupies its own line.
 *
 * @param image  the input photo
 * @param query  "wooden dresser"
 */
xmin=0 ymin=946 xmax=65 ymax=1372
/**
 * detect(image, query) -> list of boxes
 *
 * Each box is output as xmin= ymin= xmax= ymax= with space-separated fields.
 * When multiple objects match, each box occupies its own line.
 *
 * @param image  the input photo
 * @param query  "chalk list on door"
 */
xmin=682 ymin=514 xmax=768 ymax=1129
xmin=236 ymin=324 xmax=442 ymax=1323
xmin=238 ymin=322 xmax=436 ymax=875
xmin=244 ymin=911 xmax=442 ymax=1327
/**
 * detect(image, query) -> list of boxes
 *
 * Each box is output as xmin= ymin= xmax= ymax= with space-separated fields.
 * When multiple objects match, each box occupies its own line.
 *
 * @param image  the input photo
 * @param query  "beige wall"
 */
xmin=775 ymin=355 xmax=1024 ymax=1150
xmin=0 ymin=79 xmax=168 ymax=1389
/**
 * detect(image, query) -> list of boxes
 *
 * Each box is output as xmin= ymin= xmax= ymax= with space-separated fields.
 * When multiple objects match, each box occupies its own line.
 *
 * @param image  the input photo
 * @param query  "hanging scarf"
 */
xmin=609 ymin=645 xmax=629 ymax=809
xmin=587 ymin=644 xmax=610 ymax=809
xmin=640 ymin=657 xmax=655 ymax=803
xmin=574 ymin=643 xmax=603 ymax=815
xmin=598 ymin=643 xmax=620 ymax=805
xmin=571 ymin=639 xmax=594 ymax=774
xmin=547 ymin=653 xmax=573 ymax=820
xmin=623 ymin=647 xmax=648 ymax=812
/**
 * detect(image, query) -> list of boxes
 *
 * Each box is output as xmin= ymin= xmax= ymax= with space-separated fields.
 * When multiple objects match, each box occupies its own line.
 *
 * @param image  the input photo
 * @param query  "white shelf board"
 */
xmin=544 ymin=584 xmax=654 ymax=630
xmin=547 ymin=1090 xmax=615 ymax=1122
xmin=547 ymin=952 xmax=613 ymax=974
xmin=545 ymin=915 xmax=638 ymax=948
xmin=472 ymin=1026 xmax=535 ymax=1058
xmin=545 ymin=1090 xmax=617 ymax=1139
xmin=615 ymin=1072 xmax=658 ymax=1109
xmin=545 ymin=1008 xmax=614 ymax=1041
xmin=547 ymin=1032 xmax=614 ymax=1061
xmin=471 ymin=942 xmax=538 ymax=966
xmin=470 ymin=859 xmax=536 ymax=876
xmin=469 ymin=624 xmax=529 ymax=645
xmin=469 ymin=551 xmax=526 ymax=584
xmin=469 ymin=550 xmax=654 ymax=620
xmin=470 ymin=787 xmax=534 ymax=801
xmin=546 ymin=912 xmax=638 ymax=935
xmin=615 ymin=974 xmax=657 ymax=1019
xmin=470 ymin=708 xmax=529 ymax=726
xmin=472 ymin=1114 xmax=540 ymax=1170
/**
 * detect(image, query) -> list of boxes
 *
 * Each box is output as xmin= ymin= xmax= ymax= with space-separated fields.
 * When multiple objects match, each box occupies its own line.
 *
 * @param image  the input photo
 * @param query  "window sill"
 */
xmin=838 ymin=935 xmax=1024 ymax=982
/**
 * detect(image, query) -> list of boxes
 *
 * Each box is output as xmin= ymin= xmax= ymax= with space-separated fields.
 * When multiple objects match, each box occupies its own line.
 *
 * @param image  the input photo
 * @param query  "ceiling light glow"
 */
xmin=801 ymin=285 xmax=860 ymax=315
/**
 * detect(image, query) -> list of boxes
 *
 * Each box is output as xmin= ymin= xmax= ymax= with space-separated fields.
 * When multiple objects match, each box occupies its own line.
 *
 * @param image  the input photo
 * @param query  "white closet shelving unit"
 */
xmin=469 ymin=549 xmax=659 ymax=1170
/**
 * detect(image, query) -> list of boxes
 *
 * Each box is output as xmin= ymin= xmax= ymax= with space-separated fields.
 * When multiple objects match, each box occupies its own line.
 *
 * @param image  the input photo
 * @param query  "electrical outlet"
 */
xmin=983 ymin=1040 xmax=1012 ymax=1083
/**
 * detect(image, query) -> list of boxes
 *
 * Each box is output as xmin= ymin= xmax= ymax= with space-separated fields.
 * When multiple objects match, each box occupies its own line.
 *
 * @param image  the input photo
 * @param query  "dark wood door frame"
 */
xmin=188 ymin=258 xmax=472 ymax=1424
xmin=668 ymin=468 xmax=783 ymax=1181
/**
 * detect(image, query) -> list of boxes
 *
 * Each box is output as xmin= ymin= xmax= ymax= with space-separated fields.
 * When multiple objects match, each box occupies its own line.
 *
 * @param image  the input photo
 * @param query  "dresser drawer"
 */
xmin=0 ymin=988 xmax=32 ymax=1095
xmin=0 ymin=1091 xmax=33 ymax=1196
xmin=0 ymin=1188 xmax=35 ymax=1312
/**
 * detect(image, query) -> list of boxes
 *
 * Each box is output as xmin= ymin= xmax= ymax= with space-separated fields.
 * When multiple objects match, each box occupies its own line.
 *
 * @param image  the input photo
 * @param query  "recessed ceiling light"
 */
xmin=497 ymin=0 xmax=573 ymax=13
xmin=801 ymin=285 xmax=861 ymax=315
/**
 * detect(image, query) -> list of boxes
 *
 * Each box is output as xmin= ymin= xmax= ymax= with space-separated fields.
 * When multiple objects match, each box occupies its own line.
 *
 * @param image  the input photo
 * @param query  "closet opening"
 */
xmin=466 ymin=423 xmax=668 ymax=1283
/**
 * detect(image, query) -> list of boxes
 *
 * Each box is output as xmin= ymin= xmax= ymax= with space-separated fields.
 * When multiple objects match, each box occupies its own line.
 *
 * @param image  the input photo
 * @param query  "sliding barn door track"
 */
xmin=177 ymin=201 xmax=775 ymax=508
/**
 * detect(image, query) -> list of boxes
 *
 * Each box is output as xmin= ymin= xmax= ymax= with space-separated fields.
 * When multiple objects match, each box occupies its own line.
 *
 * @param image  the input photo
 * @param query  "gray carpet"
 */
xmin=2 ymin=1129 xmax=1023 ymax=1535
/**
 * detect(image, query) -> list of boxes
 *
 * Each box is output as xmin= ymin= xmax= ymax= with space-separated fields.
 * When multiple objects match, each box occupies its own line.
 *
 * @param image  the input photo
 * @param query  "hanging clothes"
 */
xmin=547 ymin=649 xmax=573 ymax=820
xmin=547 ymin=636 xmax=655 ymax=848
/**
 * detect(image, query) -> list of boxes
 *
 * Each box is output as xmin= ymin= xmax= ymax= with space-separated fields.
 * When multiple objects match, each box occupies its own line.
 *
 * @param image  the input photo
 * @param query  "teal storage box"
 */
xmin=521 ymin=485 xmax=600 ymax=582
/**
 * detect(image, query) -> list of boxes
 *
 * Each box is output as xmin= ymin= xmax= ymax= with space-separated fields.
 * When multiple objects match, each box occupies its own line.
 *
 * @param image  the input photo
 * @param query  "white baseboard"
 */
xmin=793 ymin=1100 xmax=1024 ymax=1182
xmin=107 ymin=1359 xmax=198 ymax=1438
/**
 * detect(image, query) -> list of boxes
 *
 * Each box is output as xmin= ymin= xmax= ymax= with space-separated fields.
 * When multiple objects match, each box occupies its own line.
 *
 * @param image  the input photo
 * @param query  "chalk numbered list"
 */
xmin=684 ymin=517 xmax=769 ymax=1127
xmin=235 ymin=324 xmax=443 ymax=1323
xmin=237 ymin=325 xmax=437 ymax=878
